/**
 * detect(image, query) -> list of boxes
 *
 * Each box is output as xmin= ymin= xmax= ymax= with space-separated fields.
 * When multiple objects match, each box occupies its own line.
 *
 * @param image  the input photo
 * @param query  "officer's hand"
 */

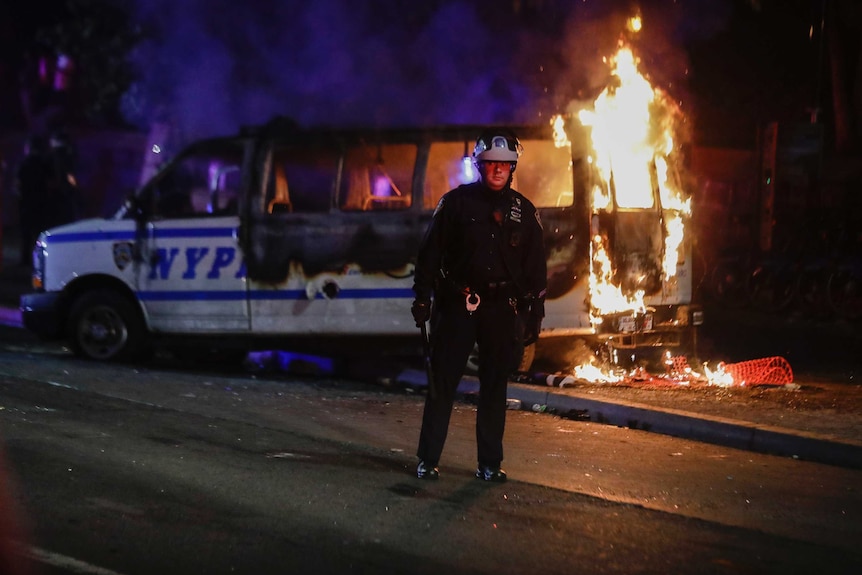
xmin=411 ymin=299 xmax=431 ymax=327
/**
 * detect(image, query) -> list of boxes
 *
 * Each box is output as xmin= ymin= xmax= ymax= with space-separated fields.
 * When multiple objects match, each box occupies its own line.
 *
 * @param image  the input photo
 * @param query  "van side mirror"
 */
xmin=124 ymin=192 xmax=147 ymax=223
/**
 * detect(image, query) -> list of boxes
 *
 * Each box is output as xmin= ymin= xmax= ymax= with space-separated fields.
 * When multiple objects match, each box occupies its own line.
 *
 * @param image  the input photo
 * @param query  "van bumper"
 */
xmin=20 ymin=292 xmax=64 ymax=339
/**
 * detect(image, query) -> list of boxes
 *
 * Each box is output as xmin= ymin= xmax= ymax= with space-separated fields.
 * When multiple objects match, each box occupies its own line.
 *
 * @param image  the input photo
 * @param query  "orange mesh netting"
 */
xmin=723 ymin=356 xmax=794 ymax=385
xmin=668 ymin=355 xmax=794 ymax=386
xmin=545 ymin=356 xmax=795 ymax=388
xmin=670 ymin=355 xmax=690 ymax=373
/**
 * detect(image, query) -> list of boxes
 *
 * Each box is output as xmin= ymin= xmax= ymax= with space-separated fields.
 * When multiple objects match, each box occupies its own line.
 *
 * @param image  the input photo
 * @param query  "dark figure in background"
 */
xmin=15 ymin=135 xmax=53 ymax=266
xmin=411 ymin=130 xmax=547 ymax=482
xmin=46 ymin=130 xmax=83 ymax=228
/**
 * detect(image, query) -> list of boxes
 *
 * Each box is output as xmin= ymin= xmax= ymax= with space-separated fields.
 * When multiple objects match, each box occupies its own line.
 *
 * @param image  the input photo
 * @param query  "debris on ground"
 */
xmin=519 ymin=355 xmax=795 ymax=389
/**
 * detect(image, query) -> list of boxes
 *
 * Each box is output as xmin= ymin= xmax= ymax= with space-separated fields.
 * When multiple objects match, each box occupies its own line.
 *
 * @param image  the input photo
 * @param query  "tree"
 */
xmin=824 ymin=0 xmax=862 ymax=152
xmin=27 ymin=0 xmax=140 ymax=129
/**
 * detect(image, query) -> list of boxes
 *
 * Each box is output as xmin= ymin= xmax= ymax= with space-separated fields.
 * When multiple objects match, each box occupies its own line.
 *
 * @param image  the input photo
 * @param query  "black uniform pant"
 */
xmin=416 ymin=290 xmax=521 ymax=468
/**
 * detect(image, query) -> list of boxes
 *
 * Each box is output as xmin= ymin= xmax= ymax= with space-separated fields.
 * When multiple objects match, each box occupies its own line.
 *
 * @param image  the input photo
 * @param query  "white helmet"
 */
xmin=473 ymin=131 xmax=522 ymax=163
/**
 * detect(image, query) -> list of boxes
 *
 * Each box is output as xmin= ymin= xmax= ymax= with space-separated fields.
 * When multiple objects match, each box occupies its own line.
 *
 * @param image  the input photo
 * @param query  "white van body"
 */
xmin=22 ymin=119 xmax=698 ymax=367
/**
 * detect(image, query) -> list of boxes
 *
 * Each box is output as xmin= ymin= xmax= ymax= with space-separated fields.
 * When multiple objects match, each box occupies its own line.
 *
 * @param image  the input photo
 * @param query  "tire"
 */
xmin=465 ymin=342 xmax=535 ymax=375
xmin=517 ymin=342 xmax=536 ymax=372
xmin=67 ymin=289 xmax=148 ymax=362
xmin=796 ymin=266 xmax=831 ymax=318
xmin=465 ymin=344 xmax=480 ymax=375
xmin=709 ymin=260 xmax=748 ymax=308
xmin=827 ymin=268 xmax=862 ymax=320
xmin=747 ymin=264 xmax=796 ymax=313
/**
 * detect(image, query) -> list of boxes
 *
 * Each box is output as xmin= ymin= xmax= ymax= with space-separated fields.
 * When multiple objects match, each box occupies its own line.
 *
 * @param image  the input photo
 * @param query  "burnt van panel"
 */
xmin=613 ymin=210 xmax=664 ymax=296
xmin=124 ymin=137 xmax=252 ymax=334
xmin=22 ymin=118 xmax=697 ymax=367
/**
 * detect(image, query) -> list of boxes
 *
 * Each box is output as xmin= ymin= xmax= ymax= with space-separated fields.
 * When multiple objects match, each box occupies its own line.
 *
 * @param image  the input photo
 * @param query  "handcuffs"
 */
xmin=466 ymin=292 xmax=480 ymax=314
xmin=464 ymin=292 xmax=517 ymax=315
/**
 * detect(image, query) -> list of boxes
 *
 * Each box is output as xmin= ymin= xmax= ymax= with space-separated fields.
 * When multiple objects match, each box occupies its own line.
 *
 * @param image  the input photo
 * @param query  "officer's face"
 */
xmin=479 ymin=161 xmax=513 ymax=191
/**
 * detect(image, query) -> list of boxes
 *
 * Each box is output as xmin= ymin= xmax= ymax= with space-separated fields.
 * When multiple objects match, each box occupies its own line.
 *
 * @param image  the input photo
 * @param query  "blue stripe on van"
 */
xmin=139 ymin=291 xmax=249 ymax=301
xmin=151 ymin=228 xmax=235 ymax=239
xmin=48 ymin=230 xmax=137 ymax=243
xmin=138 ymin=288 xmax=414 ymax=302
xmin=249 ymin=288 xmax=415 ymax=300
xmin=47 ymin=227 xmax=235 ymax=243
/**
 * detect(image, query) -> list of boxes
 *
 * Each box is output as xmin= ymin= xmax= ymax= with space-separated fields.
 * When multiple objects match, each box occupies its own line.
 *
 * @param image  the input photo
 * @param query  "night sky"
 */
xmin=0 ymin=0 xmax=840 ymax=149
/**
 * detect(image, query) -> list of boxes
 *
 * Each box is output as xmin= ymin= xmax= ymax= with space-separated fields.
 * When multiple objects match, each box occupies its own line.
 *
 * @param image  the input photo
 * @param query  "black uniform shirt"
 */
xmin=413 ymin=181 xmax=547 ymax=302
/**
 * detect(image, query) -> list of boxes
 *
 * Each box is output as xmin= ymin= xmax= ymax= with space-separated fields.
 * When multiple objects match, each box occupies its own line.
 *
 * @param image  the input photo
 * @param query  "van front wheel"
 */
xmin=68 ymin=290 xmax=147 ymax=362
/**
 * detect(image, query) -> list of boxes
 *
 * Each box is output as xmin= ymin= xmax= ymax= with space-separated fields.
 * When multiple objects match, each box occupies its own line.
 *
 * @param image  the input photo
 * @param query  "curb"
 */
xmin=396 ymin=368 xmax=862 ymax=470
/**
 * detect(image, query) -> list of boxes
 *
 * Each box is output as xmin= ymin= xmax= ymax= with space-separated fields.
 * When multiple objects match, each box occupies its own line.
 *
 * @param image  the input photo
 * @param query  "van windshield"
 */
xmin=425 ymin=138 xmax=572 ymax=210
xmin=129 ymin=139 xmax=245 ymax=220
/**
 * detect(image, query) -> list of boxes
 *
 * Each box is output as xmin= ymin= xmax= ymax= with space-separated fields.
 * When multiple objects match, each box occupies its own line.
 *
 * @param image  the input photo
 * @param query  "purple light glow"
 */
xmin=372 ymin=175 xmax=392 ymax=197
xmin=123 ymin=0 xmax=709 ymax=141
xmin=459 ymin=156 xmax=478 ymax=185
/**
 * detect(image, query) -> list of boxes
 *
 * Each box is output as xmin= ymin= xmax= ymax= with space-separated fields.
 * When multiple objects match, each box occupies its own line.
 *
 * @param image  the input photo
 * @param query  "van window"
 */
xmin=426 ymin=142 xmax=478 ymax=210
xmin=265 ymin=146 xmax=339 ymax=214
xmin=424 ymin=139 xmax=573 ymax=209
xmin=339 ymin=143 xmax=415 ymax=211
xmin=210 ymin=165 xmax=241 ymax=214
xmin=149 ymin=142 xmax=244 ymax=219
xmin=512 ymin=139 xmax=574 ymax=208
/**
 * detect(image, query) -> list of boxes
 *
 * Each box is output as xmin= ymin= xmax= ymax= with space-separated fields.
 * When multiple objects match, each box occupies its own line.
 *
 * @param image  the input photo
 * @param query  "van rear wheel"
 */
xmin=68 ymin=290 xmax=147 ymax=362
xmin=465 ymin=342 xmax=536 ymax=376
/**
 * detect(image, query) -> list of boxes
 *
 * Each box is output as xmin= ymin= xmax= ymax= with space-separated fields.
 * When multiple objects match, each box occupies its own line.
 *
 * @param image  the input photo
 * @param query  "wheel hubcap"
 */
xmin=79 ymin=306 xmax=128 ymax=359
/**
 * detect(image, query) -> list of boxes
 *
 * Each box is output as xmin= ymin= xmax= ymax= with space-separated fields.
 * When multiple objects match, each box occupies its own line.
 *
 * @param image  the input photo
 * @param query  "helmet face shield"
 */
xmin=473 ymin=133 xmax=522 ymax=163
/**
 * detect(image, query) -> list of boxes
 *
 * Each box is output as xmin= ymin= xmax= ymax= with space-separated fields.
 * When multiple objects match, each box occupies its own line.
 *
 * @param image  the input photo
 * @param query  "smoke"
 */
xmin=121 ymin=0 xmax=735 ymax=141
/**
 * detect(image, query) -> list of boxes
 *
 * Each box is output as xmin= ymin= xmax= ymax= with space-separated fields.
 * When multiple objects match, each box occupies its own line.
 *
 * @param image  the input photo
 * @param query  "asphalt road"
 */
xmin=1 ymin=336 xmax=860 ymax=574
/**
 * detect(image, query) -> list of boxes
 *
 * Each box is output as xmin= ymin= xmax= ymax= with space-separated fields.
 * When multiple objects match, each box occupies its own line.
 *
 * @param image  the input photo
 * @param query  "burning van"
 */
xmin=562 ymin=46 xmax=702 ymax=369
xmin=20 ymin=47 xmax=699 ymax=370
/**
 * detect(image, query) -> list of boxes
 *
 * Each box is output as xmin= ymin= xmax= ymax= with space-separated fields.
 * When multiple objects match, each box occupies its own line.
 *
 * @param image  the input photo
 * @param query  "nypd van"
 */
xmin=21 ymin=117 xmax=699 ymax=368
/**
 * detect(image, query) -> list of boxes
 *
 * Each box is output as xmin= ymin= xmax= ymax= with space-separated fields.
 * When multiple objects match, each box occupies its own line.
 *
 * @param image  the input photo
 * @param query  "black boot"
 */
xmin=416 ymin=460 xmax=439 ymax=480
xmin=475 ymin=465 xmax=506 ymax=482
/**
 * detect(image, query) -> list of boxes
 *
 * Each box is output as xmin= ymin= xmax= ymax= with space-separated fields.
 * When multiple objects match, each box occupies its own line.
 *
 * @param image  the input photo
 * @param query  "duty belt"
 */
xmin=473 ymin=280 xmax=515 ymax=299
xmin=444 ymin=277 xmax=514 ymax=298
xmin=464 ymin=281 xmax=517 ymax=315
xmin=441 ymin=275 xmax=518 ymax=315
xmin=440 ymin=270 xmax=517 ymax=302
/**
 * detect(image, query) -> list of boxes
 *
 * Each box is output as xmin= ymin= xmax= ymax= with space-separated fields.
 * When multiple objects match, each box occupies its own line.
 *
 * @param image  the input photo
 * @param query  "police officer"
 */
xmin=15 ymin=135 xmax=53 ymax=266
xmin=411 ymin=129 xmax=547 ymax=482
xmin=47 ymin=130 xmax=83 ymax=227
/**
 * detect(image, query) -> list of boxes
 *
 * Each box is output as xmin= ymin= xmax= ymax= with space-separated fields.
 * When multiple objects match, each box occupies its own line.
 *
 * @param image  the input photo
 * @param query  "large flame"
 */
xmin=579 ymin=48 xmax=656 ymax=209
xmin=549 ymin=41 xmax=778 ymax=388
xmin=557 ymin=39 xmax=696 ymax=383
xmin=576 ymin=43 xmax=691 ymax=314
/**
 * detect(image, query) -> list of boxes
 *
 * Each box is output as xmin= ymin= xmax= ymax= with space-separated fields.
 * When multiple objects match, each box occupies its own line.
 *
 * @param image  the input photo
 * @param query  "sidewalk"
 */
xmin=396 ymin=369 xmax=862 ymax=470
xmin=2 ymin=256 xmax=861 ymax=470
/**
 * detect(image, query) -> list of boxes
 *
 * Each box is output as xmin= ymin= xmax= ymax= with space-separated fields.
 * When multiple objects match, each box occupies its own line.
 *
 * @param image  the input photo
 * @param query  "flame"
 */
xmin=589 ymin=233 xmax=646 ymax=316
xmin=591 ymin=182 xmax=612 ymax=211
xmin=573 ymin=359 xmax=623 ymax=384
xmin=558 ymin=33 xmax=695 ymax=381
xmin=703 ymin=362 xmax=737 ymax=387
xmin=662 ymin=210 xmax=685 ymax=280
xmin=551 ymin=114 xmax=569 ymax=148
xmin=578 ymin=47 xmax=655 ymax=209
xmin=571 ymin=41 xmax=690 ymax=313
